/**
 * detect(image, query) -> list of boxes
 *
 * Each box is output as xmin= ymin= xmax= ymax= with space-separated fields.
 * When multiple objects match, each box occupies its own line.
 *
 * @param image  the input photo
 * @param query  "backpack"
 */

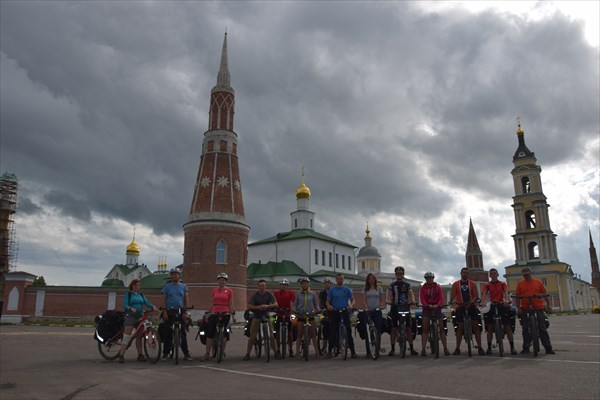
xmin=94 ymin=310 xmax=125 ymax=343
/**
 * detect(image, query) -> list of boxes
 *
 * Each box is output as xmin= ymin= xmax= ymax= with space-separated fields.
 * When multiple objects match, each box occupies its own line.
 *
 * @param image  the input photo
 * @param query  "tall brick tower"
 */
xmin=183 ymin=33 xmax=249 ymax=310
xmin=465 ymin=218 xmax=489 ymax=284
xmin=590 ymin=228 xmax=600 ymax=289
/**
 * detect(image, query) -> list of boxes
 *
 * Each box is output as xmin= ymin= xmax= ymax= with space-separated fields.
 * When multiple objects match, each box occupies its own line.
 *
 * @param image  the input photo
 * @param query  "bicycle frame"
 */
xmin=511 ymin=294 xmax=548 ymax=357
xmin=96 ymin=312 xmax=161 ymax=364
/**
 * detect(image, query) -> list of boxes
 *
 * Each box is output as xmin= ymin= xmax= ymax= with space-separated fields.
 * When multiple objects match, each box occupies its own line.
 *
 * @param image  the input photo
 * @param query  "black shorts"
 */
xmin=453 ymin=305 xmax=480 ymax=323
xmin=390 ymin=305 xmax=412 ymax=328
xmin=274 ymin=315 xmax=293 ymax=332
xmin=205 ymin=314 xmax=231 ymax=339
xmin=483 ymin=305 xmax=512 ymax=326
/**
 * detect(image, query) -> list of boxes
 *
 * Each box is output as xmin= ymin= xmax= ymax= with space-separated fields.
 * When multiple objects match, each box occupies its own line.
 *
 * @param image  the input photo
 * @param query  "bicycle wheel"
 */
xmin=368 ymin=325 xmax=380 ymax=360
xmin=530 ymin=313 xmax=540 ymax=357
xmin=431 ymin=321 xmax=439 ymax=359
xmin=341 ymin=327 xmax=348 ymax=361
xmin=262 ymin=322 xmax=271 ymax=362
xmin=317 ymin=325 xmax=325 ymax=354
xmin=494 ymin=319 xmax=504 ymax=357
xmin=98 ymin=332 xmax=122 ymax=361
xmin=398 ymin=324 xmax=407 ymax=359
xmin=254 ymin=328 xmax=262 ymax=359
xmin=464 ymin=317 xmax=472 ymax=358
xmin=173 ymin=325 xmax=180 ymax=365
xmin=143 ymin=327 xmax=161 ymax=364
xmin=281 ymin=322 xmax=287 ymax=358
xmin=216 ymin=327 xmax=224 ymax=363
xmin=303 ymin=325 xmax=310 ymax=361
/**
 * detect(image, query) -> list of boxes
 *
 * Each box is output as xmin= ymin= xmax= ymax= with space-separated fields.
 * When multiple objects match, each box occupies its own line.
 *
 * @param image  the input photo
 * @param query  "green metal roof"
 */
xmin=247 ymin=260 xmax=307 ymax=279
xmin=140 ymin=272 xmax=171 ymax=289
xmin=101 ymin=278 xmax=125 ymax=288
xmin=249 ymin=229 xmax=357 ymax=248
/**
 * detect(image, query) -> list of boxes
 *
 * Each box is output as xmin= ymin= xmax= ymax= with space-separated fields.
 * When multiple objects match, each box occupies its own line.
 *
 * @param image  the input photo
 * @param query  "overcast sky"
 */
xmin=1 ymin=1 xmax=598 ymax=287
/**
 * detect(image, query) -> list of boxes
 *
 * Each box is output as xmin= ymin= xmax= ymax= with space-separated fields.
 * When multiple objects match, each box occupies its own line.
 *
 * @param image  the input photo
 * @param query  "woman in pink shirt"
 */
xmin=202 ymin=272 xmax=234 ymax=361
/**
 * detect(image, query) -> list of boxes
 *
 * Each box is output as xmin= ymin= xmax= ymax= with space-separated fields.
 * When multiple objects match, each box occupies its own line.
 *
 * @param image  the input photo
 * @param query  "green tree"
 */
xmin=32 ymin=276 xmax=47 ymax=286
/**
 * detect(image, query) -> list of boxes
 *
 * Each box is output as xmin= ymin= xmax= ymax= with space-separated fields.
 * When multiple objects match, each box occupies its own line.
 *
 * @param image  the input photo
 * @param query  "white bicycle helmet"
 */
xmin=217 ymin=272 xmax=229 ymax=280
xmin=300 ymin=277 xmax=310 ymax=283
xmin=280 ymin=278 xmax=289 ymax=285
xmin=424 ymin=271 xmax=435 ymax=279
xmin=324 ymin=277 xmax=332 ymax=283
xmin=170 ymin=267 xmax=181 ymax=275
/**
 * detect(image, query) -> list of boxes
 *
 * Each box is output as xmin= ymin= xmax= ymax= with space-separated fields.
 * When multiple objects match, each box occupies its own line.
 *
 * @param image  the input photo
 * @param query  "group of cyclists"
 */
xmin=117 ymin=264 xmax=554 ymax=362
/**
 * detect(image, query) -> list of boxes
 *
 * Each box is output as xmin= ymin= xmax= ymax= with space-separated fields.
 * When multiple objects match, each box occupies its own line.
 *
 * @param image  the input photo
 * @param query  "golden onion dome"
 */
xmin=296 ymin=168 xmax=311 ymax=199
xmin=516 ymin=117 xmax=524 ymax=136
xmin=126 ymin=238 xmax=140 ymax=255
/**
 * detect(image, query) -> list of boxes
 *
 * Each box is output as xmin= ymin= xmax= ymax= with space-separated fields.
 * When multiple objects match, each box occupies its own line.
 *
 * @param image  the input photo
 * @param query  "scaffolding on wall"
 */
xmin=0 ymin=172 xmax=18 ymax=300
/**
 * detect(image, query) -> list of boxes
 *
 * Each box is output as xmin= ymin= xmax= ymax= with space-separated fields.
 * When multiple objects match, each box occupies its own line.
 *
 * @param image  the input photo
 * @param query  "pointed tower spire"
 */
xmin=590 ymin=227 xmax=600 ymax=289
xmin=465 ymin=218 xmax=483 ymax=270
xmin=214 ymin=31 xmax=232 ymax=92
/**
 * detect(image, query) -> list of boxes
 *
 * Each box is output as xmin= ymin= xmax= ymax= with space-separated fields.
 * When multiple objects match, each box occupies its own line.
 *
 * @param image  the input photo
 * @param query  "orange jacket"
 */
xmin=451 ymin=279 xmax=479 ymax=304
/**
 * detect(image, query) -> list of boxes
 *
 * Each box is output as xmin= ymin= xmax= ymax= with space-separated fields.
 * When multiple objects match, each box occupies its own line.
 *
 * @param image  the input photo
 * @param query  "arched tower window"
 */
xmin=216 ymin=240 xmax=227 ymax=264
xmin=528 ymin=242 xmax=539 ymax=259
xmin=525 ymin=210 xmax=536 ymax=229
xmin=521 ymin=177 xmax=531 ymax=194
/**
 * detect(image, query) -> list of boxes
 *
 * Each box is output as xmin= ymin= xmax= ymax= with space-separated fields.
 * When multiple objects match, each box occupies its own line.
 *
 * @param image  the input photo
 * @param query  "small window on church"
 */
xmin=342 ymin=255 xmax=345 ymax=269
xmin=348 ymin=256 xmax=352 ymax=271
xmin=361 ymin=261 xmax=365 ymax=270
xmin=310 ymin=219 xmax=313 ymax=228
xmin=525 ymin=210 xmax=536 ymax=229
xmin=521 ymin=177 xmax=531 ymax=194
xmin=322 ymin=251 xmax=325 ymax=266
xmin=315 ymin=249 xmax=318 ymax=264
xmin=295 ymin=219 xmax=297 ymax=228
xmin=329 ymin=252 xmax=332 ymax=267
xmin=336 ymin=254 xmax=339 ymax=268
xmin=528 ymin=241 xmax=539 ymax=260
xmin=216 ymin=240 xmax=227 ymax=264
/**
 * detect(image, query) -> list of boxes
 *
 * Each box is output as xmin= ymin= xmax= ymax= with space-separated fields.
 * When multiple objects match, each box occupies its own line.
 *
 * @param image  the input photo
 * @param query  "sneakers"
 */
xmin=486 ymin=347 xmax=492 ymax=355
xmin=161 ymin=354 xmax=169 ymax=362
xmin=137 ymin=354 xmax=147 ymax=362
xmin=545 ymin=349 xmax=556 ymax=355
xmin=184 ymin=354 xmax=193 ymax=361
xmin=388 ymin=349 xmax=395 ymax=356
xmin=510 ymin=348 xmax=517 ymax=355
xmin=444 ymin=348 xmax=450 ymax=356
xmin=243 ymin=354 xmax=251 ymax=361
xmin=351 ymin=353 xmax=358 ymax=359
xmin=520 ymin=348 xmax=530 ymax=354
xmin=421 ymin=349 xmax=427 ymax=357
xmin=410 ymin=349 xmax=419 ymax=356
xmin=453 ymin=349 xmax=461 ymax=355
xmin=289 ymin=348 xmax=294 ymax=357
xmin=118 ymin=355 xmax=124 ymax=363
xmin=478 ymin=348 xmax=485 ymax=355
xmin=275 ymin=351 xmax=282 ymax=359
xmin=326 ymin=352 xmax=332 ymax=359
xmin=380 ymin=347 xmax=386 ymax=353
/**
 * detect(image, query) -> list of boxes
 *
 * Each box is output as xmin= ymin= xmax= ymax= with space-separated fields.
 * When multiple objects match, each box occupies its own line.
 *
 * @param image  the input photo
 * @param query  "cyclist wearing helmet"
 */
xmin=274 ymin=278 xmax=296 ymax=358
xmin=202 ymin=273 xmax=235 ymax=361
xmin=387 ymin=266 xmax=418 ymax=356
xmin=326 ymin=273 xmax=358 ymax=359
xmin=420 ymin=271 xmax=449 ymax=356
xmin=292 ymin=277 xmax=321 ymax=358
xmin=318 ymin=277 xmax=333 ymax=355
xmin=243 ymin=280 xmax=278 ymax=361
xmin=161 ymin=268 xmax=193 ymax=361
xmin=450 ymin=267 xmax=484 ymax=355
xmin=480 ymin=268 xmax=517 ymax=355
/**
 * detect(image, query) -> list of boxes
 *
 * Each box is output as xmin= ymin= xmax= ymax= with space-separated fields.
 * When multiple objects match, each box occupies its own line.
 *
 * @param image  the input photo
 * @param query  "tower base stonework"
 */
xmin=183 ymin=223 xmax=248 ymax=311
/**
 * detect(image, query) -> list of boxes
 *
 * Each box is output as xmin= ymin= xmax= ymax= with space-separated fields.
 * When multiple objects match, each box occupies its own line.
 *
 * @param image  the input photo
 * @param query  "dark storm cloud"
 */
xmin=1 ymin=1 xmax=597 ymax=283
xmin=44 ymin=190 xmax=91 ymax=221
